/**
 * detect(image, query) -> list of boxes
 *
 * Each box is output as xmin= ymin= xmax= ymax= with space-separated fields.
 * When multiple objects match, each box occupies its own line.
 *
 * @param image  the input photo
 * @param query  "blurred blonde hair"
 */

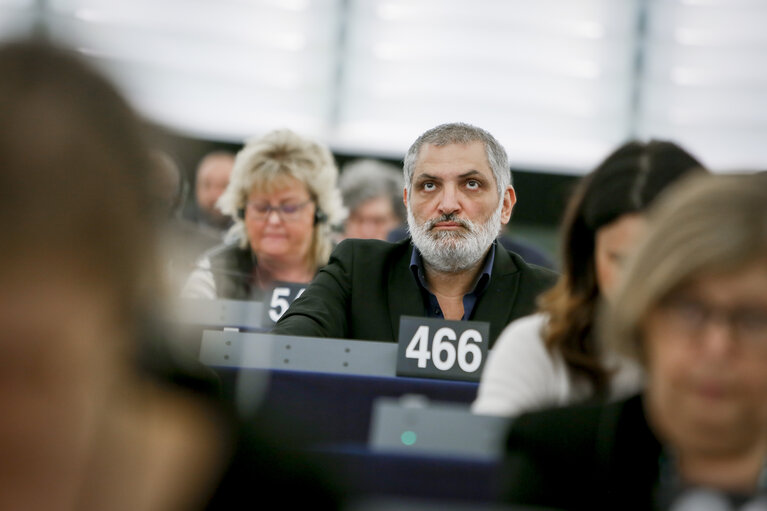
xmin=217 ymin=129 xmax=344 ymax=270
xmin=602 ymin=172 xmax=767 ymax=365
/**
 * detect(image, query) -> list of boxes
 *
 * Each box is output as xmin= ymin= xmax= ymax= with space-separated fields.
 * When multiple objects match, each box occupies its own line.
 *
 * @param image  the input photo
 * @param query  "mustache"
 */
xmin=426 ymin=213 xmax=473 ymax=231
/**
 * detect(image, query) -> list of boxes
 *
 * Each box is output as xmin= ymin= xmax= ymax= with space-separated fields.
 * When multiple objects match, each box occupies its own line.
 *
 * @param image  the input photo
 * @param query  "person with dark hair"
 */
xmin=149 ymin=149 xmax=222 ymax=292
xmin=473 ymin=140 xmax=707 ymax=417
xmin=273 ymin=122 xmax=557 ymax=346
xmin=502 ymin=172 xmax=767 ymax=510
xmin=0 ymin=39 xmax=343 ymax=510
xmin=339 ymin=158 xmax=406 ymax=241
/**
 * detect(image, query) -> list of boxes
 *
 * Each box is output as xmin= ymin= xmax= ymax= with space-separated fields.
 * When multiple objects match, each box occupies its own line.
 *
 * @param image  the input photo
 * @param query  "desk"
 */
xmin=200 ymin=330 xmax=397 ymax=377
xmin=213 ymin=367 xmax=479 ymax=445
xmin=166 ymin=299 xmax=266 ymax=359
xmin=318 ymin=445 xmax=504 ymax=504
xmin=172 ymin=298 xmax=265 ymax=330
xmin=207 ymin=352 xmax=505 ymax=505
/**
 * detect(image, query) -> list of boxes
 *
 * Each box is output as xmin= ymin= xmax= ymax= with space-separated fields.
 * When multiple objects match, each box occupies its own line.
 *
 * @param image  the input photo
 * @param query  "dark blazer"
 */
xmin=502 ymin=393 xmax=662 ymax=511
xmin=271 ymin=238 xmax=557 ymax=347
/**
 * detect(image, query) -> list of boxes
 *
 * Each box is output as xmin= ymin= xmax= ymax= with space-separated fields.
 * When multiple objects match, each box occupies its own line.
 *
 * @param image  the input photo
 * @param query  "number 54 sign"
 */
xmin=396 ymin=316 xmax=490 ymax=382
xmin=261 ymin=282 xmax=306 ymax=326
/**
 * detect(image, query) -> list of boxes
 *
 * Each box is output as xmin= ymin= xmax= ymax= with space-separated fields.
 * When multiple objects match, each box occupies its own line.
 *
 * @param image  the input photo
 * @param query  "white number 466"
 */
xmin=405 ymin=326 xmax=483 ymax=373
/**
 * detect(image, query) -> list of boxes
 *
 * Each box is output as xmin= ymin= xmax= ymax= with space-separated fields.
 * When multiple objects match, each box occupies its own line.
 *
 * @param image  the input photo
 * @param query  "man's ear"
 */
xmin=501 ymin=186 xmax=516 ymax=225
xmin=403 ymin=187 xmax=408 ymax=209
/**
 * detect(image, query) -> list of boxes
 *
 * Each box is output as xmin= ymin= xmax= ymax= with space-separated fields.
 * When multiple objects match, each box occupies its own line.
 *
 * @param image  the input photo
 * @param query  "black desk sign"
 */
xmin=396 ymin=316 xmax=490 ymax=382
xmin=262 ymin=282 xmax=306 ymax=326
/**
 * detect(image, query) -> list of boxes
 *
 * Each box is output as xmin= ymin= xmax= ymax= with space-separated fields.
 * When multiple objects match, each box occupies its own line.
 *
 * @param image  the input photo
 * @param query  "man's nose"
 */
xmin=437 ymin=184 xmax=460 ymax=215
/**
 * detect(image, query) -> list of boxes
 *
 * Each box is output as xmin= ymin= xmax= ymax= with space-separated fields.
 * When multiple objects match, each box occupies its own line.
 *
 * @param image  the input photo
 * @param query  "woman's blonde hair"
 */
xmin=602 ymin=172 xmax=767 ymax=365
xmin=218 ymin=129 xmax=344 ymax=270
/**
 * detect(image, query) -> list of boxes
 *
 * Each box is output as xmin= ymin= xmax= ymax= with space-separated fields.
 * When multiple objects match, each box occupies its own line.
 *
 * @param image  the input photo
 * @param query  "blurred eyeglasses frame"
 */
xmin=243 ymin=199 xmax=314 ymax=221
xmin=656 ymin=294 xmax=767 ymax=348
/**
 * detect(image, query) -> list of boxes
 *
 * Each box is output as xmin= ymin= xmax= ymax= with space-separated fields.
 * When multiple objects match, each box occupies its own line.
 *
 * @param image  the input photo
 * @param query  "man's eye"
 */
xmin=466 ymin=180 xmax=480 ymax=190
xmin=422 ymin=182 xmax=435 ymax=191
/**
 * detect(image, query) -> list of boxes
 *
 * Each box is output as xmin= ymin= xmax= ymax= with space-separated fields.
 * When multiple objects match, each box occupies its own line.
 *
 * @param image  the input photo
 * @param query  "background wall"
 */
xmin=3 ymin=0 xmax=766 ymax=259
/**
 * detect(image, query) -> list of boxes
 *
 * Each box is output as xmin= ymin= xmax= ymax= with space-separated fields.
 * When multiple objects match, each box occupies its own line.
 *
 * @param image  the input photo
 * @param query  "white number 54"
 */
xmin=268 ymin=287 xmax=304 ymax=323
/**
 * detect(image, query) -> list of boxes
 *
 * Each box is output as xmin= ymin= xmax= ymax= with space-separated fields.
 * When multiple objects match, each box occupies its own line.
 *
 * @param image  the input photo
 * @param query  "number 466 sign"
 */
xmin=396 ymin=316 xmax=490 ymax=382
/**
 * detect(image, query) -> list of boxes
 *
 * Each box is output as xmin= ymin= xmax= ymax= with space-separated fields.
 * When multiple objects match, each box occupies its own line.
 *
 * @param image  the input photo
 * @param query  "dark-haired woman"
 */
xmin=472 ymin=140 xmax=707 ymax=417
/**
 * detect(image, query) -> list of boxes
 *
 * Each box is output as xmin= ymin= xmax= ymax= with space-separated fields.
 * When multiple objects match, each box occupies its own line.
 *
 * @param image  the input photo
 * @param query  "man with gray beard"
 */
xmin=272 ymin=123 xmax=557 ymax=347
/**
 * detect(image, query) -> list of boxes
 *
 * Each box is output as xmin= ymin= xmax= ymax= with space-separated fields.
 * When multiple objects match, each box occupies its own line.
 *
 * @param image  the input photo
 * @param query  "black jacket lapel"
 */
xmin=471 ymin=247 xmax=521 ymax=347
xmin=386 ymin=242 xmax=426 ymax=342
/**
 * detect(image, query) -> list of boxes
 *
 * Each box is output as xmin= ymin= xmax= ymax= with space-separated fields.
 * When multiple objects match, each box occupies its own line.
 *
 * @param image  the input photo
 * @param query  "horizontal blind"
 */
xmin=44 ymin=0 xmax=342 ymax=143
xmin=638 ymin=0 xmax=767 ymax=171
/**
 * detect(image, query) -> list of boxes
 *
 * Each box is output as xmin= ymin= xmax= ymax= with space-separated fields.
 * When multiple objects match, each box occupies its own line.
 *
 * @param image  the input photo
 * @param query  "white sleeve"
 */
xmin=472 ymin=313 xmax=568 ymax=417
xmin=180 ymin=257 xmax=217 ymax=299
xmin=607 ymin=353 xmax=645 ymax=400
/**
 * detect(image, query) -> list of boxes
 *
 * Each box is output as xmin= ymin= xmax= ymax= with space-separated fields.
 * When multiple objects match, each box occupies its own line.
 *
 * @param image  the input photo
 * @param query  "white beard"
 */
xmin=407 ymin=198 xmax=503 ymax=273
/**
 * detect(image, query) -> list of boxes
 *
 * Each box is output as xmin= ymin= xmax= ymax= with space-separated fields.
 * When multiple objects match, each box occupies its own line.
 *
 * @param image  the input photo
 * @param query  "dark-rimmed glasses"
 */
xmin=656 ymin=295 xmax=767 ymax=348
xmin=245 ymin=200 xmax=312 ymax=222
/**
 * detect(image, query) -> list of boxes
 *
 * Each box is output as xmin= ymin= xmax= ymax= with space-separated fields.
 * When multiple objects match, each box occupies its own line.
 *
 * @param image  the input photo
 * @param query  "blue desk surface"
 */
xmin=209 ymin=367 xmax=515 ymax=505
xmin=318 ymin=444 xmax=504 ymax=504
xmin=213 ymin=367 xmax=479 ymax=445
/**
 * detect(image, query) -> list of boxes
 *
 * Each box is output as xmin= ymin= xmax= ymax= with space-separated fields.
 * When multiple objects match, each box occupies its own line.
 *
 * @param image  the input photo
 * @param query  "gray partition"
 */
xmin=173 ymin=298 xmax=264 ymax=330
xmin=368 ymin=396 xmax=510 ymax=459
xmin=198 ymin=330 xmax=399 ymax=377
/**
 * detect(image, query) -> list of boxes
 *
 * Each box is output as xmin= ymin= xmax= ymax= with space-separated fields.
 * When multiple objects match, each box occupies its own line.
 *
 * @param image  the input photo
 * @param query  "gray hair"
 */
xmin=601 ymin=172 xmax=767 ymax=365
xmin=402 ymin=122 xmax=512 ymax=197
xmin=217 ymin=129 xmax=345 ymax=269
xmin=339 ymin=159 xmax=405 ymax=223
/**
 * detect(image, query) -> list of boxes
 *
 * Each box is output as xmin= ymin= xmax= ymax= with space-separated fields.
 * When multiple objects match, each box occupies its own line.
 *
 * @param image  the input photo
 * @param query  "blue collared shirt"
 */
xmin=409 ymin=243 xmax=496 ymax=320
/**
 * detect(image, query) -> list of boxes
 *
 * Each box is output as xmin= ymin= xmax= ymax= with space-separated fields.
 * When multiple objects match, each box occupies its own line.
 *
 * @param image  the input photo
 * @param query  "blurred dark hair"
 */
xmin=539 ymin=140 xmax=707 ymax=395
xmin=0 ymin=39 xmax=159 ymax=329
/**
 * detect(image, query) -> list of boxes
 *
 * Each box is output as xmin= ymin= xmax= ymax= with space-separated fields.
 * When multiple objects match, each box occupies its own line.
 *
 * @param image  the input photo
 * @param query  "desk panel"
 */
xmin=213 ymin=368 xmax=479 ymax=446
xmin=200 ymin=331 xmax=397 ymax=377
xmin=173 ymin=298 xmax=264 ymax=330
xmin=317 ymin=445 xmax=504 ymax=504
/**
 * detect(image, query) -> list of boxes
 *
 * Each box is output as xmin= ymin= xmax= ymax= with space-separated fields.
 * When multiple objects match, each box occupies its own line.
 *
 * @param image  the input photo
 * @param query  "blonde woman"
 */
xmin=182 ymin=130 xmax=344 ymax=299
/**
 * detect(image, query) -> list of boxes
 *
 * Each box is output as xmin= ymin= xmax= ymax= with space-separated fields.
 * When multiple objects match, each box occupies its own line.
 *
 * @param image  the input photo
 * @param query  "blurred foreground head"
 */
xmin=0 ymin=39 xmax=158 ymax=329
xmin=0 ymin=39 xmax=161 ymax=507
xmin=605 ymin=172 xmax=767 ymax=492
xmin=0 ymin=39 xmax=346 ymax=511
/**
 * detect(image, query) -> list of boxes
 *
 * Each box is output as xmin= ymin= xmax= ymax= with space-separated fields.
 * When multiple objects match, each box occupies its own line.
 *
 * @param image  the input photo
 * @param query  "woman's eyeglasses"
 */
xmin=657 ymin=294 xmax=767 ymax=348
xmin=245 ymin=200 xmax=312 ymax=221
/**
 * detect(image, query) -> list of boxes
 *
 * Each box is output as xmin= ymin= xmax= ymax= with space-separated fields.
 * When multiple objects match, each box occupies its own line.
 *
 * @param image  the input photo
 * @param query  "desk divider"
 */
xmin=368 ymin=396 xmax=509 ymax=459
xmin=199 ymin=330 xmax=399 ymax=377
xmin=173 ymin=298 xmax=265 ymax=330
